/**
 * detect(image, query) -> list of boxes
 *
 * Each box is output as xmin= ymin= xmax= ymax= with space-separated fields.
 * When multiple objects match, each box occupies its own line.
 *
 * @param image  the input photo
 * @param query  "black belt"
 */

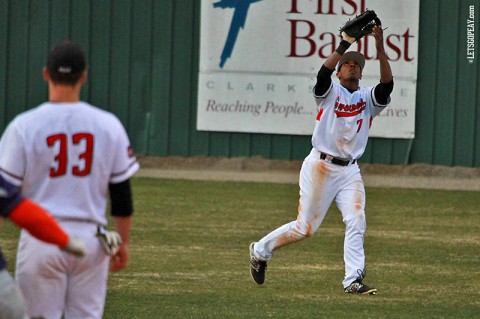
xmin=319 ymin=152 xmax=356 ymax=166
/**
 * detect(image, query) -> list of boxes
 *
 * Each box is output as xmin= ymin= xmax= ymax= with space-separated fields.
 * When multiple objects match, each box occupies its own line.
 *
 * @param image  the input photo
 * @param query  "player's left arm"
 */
xmin=111 ymin=215 xmax=132 ymax=272
xmin=372 ymin=26 xmax=394 ymax=105
xmin=108 ymin=179 xmax=134 ymax=272
xmin=374 ymin=26 xmax=393 ymax=84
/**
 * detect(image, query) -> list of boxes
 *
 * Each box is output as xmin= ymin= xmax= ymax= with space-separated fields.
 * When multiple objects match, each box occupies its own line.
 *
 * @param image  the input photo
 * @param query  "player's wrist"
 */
xmin=335 ymin=40 xmax=351 ymax=55
xmin=63 ymin=237 xmax=86 ymax=256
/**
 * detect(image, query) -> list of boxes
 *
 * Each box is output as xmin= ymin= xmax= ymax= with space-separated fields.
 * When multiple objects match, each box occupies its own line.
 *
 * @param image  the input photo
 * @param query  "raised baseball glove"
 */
xmin=339 ymin=10 xmax=381 ymax=42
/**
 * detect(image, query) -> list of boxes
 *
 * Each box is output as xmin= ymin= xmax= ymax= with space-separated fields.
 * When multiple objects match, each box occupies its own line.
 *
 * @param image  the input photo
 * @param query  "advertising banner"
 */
xmin=198 ymin=0 xmax=419 ymax=138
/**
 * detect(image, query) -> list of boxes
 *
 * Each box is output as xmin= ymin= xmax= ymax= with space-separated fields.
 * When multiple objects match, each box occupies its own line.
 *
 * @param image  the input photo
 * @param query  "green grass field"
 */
xmin=2 ymin=177 xmax=480 ymax=318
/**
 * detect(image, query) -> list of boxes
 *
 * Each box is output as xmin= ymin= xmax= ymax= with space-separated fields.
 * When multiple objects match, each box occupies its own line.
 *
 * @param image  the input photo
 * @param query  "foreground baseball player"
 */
xmin=250 ymin=25 xmax=393 ymax=294
xmin=0 ymin=174 xmax=85 ymax=319
xmin=0 ymin=41 xmax=139 ymax=318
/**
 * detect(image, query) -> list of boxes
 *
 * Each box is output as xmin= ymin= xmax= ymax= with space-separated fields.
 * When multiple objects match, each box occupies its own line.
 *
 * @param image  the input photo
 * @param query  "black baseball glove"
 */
xmin=339 ymin=10 xmax=382 ymax=42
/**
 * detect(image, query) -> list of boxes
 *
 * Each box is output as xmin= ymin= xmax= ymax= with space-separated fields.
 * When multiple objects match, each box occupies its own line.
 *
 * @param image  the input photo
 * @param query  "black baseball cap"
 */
xmin=47 ymin=41 xmax=86 ymax=78
xmin=337 ymin=51 xmax=365 ymax=71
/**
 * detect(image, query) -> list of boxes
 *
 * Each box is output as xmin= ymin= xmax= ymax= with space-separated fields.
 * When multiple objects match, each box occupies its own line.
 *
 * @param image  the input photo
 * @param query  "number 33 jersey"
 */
xmin=312 ymin=82 xmax=391 ymax=160
xmin=0 ymin=102 xmax=140 ymax=225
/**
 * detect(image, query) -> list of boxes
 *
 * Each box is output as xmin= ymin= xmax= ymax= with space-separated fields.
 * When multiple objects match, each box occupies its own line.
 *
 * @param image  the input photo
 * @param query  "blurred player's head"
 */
xmin=46 ymin=41 xmax=86 ymax=85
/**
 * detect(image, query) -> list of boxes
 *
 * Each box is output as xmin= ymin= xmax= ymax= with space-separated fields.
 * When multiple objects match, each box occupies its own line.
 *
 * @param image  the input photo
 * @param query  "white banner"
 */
xmin=198 ymin=0 xmax=419 ymax=138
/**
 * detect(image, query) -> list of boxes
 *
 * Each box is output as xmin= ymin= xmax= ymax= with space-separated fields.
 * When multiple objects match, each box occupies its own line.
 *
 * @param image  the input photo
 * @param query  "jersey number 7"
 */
xmin=47 ymin=133 xmax=94 ymax=177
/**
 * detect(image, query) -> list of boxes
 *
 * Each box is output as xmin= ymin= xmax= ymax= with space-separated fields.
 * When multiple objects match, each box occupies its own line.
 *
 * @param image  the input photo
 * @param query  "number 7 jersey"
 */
xmin=312 ymin=81 xmax=391 ymax=160
xmin=0 ymin=102 xmax=140 ymax=225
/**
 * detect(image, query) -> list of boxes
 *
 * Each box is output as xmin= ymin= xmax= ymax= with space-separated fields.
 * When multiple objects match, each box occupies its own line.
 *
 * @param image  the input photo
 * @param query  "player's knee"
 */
xmin=294 ymin=218 xmax=318 ymax=238
xmin=343 ymin=213 xmax=366 ymax=233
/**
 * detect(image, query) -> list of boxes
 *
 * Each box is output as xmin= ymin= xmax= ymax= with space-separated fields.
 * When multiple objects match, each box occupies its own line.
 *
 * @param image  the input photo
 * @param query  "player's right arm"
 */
xmin=9 ymin=200 xmax=85 ymax=256
xmin=323 ymin=40 xmax=351 ymax=71
xmin=314 ymin=39 xmax=352 ymax=97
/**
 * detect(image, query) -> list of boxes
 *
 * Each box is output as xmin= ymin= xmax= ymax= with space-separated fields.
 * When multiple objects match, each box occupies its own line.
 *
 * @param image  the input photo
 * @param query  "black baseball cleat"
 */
xmin=344 ymin=280 xmax=377 ymax=295
xmin=344 ymin=268 xmax=377 ymax=295
xmin=249 ymin=242 xmax=267 ymax=285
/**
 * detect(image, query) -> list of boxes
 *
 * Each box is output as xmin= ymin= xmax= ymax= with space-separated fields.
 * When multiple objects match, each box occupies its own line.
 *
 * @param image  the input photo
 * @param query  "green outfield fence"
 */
xmin=0 ymin=0 xmax=478 ymax=167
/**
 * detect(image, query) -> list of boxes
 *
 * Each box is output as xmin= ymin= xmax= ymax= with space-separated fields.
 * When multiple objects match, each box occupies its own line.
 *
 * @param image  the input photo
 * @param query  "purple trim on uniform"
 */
xmin=0 ymin=175 xmax=24 ymax=270
xmin=0 ymin=175 xmax=24 ymax=218
xmin=0 ymin=167 xmax=23 ymax=182
xmin=111 ymin=160 xmax=139 ymax=178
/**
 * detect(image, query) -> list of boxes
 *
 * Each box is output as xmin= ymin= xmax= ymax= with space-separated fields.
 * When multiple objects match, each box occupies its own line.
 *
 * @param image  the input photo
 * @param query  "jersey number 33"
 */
xmin=47 ymin=133 xmax=94 ymax=177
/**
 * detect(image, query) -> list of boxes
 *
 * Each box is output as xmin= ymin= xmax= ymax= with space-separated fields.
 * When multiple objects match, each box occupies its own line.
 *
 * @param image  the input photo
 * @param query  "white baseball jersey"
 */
xmin=252 ymin=79 xmax=393 ymax=289
xmin=312 ymin=81 xmax=390 ymax=160
xmin=0 ymin=101 xmax=139 ymax=226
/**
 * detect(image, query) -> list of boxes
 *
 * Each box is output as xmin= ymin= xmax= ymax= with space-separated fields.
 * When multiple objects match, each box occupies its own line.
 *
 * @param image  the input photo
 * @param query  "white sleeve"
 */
xmin=369 ymin=87 xmax=391 ymax=117
xmin=313 ymin=81 xmax=333 ymax=100
xmin=109 ymin=120 xmax=140 ymax=184
xmin=0 ymin=121 xmax=25 ymax=186
xmin=314 ymin=81 xmax=337 ymax=108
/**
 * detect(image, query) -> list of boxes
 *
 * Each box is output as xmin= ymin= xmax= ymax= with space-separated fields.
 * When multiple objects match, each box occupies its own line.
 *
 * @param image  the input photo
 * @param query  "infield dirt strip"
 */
xmin=136 ymin=156 xmax=480 ymax=191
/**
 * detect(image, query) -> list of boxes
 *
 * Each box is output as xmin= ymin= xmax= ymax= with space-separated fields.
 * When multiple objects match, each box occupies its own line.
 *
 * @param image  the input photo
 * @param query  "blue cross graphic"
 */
xmin=213 ymin=0 xmax=263 ymax=68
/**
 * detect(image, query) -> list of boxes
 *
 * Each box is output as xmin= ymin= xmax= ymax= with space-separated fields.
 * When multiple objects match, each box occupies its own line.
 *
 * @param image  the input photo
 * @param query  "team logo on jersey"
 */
xmin=127 ymin=146 xmax=135 ymax=158
xmin=334 ymin=97 xmax=366 ymax=117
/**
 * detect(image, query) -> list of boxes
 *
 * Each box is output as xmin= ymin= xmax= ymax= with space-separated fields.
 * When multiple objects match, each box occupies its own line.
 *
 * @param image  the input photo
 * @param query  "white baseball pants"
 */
xmin=253 ymin=148 xmax=367 ymax=287
xmin=15 ymin=221 xmax=109 ymax=319
xmin=0 ymin=269 xmax=28 ymax=319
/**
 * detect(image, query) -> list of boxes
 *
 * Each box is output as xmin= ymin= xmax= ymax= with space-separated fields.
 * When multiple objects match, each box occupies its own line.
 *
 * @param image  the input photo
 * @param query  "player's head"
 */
xmin=336 ymin=51 xmax=364 ymax=89
xmin=46 ymin=41 xmax=87 ymax=85
xmin=336 ymin=51 xmax=365 ymax=72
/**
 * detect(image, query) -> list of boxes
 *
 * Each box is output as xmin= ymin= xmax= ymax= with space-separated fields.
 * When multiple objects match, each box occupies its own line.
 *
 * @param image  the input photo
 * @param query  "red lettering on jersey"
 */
xmin=334 ymin=97 xmax=366 ymax=117
xmin=72 ymin=133 xmax=94 ymax=176
xmin=47 ymin=134 xmax=68 ymax=177
xmin=316 ymin=108 xmax=324 ymax=121
xmin=47 ymin=133 xmax=94 ymax=177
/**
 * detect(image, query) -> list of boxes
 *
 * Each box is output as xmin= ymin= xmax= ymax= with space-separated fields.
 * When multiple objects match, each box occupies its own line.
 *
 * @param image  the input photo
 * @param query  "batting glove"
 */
xmin=97 ymin=226 xmax=123 ymax=256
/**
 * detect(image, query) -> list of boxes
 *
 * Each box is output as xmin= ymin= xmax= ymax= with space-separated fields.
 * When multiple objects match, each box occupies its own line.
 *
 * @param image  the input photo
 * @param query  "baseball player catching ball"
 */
xmin=250 ymin=14 xmax=393 ymax=294
xmin=0 ymin=174 xmax=85 ymax=319
xmin=0 ymin=41 xmax=139 ymax=318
